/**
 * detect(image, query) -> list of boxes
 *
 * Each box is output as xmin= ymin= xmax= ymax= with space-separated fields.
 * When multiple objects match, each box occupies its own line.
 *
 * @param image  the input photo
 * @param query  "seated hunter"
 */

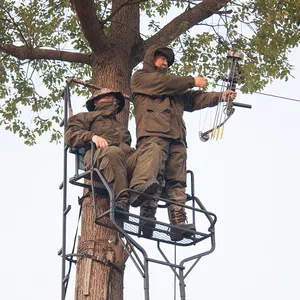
xmin=65 ymin=88 xmax=163 ymax=224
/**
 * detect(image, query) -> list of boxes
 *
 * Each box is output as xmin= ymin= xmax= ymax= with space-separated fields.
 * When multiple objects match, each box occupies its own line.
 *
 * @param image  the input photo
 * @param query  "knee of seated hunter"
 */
xmin=105 ymin=145 xmax=124 ymax=158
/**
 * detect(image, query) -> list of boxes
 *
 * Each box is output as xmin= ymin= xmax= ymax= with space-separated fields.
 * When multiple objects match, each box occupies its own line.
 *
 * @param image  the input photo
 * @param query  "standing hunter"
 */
xmin=130 ymin=45 xmax=237 ymax=241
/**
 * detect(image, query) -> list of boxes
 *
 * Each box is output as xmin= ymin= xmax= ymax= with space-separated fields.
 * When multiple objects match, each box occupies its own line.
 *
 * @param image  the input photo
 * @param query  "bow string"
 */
xmin=199 ymin=50 xmax=252 ymax=142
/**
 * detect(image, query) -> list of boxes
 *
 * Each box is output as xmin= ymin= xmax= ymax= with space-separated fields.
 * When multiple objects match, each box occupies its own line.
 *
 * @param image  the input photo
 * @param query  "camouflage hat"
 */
xmin=85 ymin=88 xmax=125 ymax=113
xmin=154 ymin=47 xmax=175 ymax=67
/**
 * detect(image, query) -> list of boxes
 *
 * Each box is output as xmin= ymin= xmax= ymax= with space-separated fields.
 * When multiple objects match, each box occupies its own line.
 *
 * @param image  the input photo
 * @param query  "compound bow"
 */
xmin=199 ymin=50 xmax=252 ymax=142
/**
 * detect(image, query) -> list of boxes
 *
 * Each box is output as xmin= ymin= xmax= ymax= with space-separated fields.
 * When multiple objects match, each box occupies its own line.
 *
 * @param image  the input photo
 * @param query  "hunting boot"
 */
xmin=168 ymin=205 xmax=196 ymax=242
xmin=115 ymin=198 xmax=130 ymax=222
xmin=139 ymin=199 xmax=158 ymax=238
xmin=130 ymin=179 xmax=159 ymax=207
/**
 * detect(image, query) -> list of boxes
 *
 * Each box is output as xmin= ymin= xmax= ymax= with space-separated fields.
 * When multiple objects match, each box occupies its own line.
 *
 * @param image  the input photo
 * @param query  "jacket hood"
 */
xmin=143 ymin=45 xmax=175 ymax=72
xmin=85 ymin=88 xmax=125 ymax=113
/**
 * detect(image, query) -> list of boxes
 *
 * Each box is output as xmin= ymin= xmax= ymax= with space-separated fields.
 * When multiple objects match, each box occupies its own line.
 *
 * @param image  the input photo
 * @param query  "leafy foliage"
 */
xmin=1 ymin=0 xmax=300 ymax=144
xmin=168 ymin=0 xmax=300 ymax=93
xmin=0 ymin=0 xmax=91 ymax=145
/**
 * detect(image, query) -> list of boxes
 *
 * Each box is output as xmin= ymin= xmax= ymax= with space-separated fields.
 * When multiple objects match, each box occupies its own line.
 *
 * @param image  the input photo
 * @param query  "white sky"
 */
xmin=1 ymin=49 xmax=300 ymax=300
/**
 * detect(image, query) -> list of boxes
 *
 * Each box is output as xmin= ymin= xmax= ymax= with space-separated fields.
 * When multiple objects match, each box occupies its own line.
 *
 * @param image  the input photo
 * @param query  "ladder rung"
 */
xmin=62 ymin=275 xmax=69 ymax=284
xmin=57 ymin=248 xmax=62 ymax=256
xmin=59 ymin=182 xmax=63 ymax=190
xmin=64 ymin=205 xmax=71 ymax=215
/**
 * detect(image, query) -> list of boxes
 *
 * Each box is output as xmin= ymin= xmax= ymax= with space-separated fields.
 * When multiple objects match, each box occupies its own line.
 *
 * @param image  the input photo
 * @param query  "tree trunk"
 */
xmin=74 ymin=53 xmax=132 ymax=300
xmin=91 ymin=51 xmax=132 ymax=127
xmin=75 ymin=195 xmax=124 ymax=300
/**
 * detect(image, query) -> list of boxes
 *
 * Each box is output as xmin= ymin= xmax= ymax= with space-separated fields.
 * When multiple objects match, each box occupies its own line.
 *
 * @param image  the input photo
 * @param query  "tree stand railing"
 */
xmin=59 ymin=82 xmax=217 ymax=300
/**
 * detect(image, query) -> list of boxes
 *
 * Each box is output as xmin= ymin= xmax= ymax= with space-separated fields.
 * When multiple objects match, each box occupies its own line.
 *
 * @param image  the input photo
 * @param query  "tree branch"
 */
xmin=0 ymin=54 xmax=9 ymax=63
xmin=145 ymin=0 xmax=232 ymax=47
xmin=0 ymin=4 xmax=29 ymax=47
xmin=102 ymin=0 xmax=146 ymax=24
xmin=66 ymin=77 xmax=130 ymax=99
xmin=172 ymin=0 xmax=233 ymax=14
xmin=71 ymin=0 xmax=110 ymax=53
xmin=0 ymin=44 xmax=90 ymax=64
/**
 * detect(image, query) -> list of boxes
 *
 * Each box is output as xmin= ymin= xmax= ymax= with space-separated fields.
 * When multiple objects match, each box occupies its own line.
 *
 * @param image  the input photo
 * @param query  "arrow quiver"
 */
xmin=199 ymin=50 xmax=252 ymax=142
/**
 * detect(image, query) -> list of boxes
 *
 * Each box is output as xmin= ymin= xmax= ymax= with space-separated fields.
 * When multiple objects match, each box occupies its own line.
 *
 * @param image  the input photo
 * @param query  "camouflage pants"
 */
xmin=84 ymin=142 xmax=162 ymax=202
xmin=136 ymin=137 xmax=187 ymax=219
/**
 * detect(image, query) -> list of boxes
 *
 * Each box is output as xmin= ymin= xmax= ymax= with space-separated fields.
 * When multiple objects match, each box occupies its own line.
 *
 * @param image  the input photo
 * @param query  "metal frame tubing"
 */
xmin=61 ymin=84 xmax=71 ymax=300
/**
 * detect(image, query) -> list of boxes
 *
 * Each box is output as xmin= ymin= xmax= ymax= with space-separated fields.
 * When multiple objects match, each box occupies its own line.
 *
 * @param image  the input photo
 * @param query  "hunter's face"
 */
xmin=154 ymin=55 xmax=168 ymax=69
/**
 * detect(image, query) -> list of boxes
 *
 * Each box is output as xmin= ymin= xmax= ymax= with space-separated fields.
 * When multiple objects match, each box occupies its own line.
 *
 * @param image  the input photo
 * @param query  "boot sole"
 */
xmin=170 ymin=224 xmax=196 ymax=241
xmin=130 ymin=181 xmax=159 ymax=207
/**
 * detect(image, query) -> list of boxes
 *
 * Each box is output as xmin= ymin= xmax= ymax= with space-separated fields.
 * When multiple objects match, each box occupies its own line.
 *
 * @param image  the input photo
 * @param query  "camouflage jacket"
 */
xmin=131 ymin=45 xmax=222 ymax=145
xmin=65 ymin=102 xmax=132 ymax=155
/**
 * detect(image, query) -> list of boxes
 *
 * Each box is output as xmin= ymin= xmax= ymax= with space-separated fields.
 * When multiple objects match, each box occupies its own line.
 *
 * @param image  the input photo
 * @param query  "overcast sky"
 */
xmin=1 ymin=48 xmax=300 ymax=300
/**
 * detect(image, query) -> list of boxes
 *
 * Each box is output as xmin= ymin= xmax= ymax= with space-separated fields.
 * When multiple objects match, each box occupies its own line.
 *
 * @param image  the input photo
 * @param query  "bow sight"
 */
xmin=199 ymin=50 xmax=252 ymax=142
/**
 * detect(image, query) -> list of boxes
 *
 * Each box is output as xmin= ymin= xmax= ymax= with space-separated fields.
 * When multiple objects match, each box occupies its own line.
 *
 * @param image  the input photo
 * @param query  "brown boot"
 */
xmin=168 ymin=205 xmax=196 ymax=242
xmin=115 ymin=199 xmax=129 ymax=221
xmin=130 ymin=180 xmax=159 ymax=207
xmin=139 ymin=200 xmax=157 ymax=238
